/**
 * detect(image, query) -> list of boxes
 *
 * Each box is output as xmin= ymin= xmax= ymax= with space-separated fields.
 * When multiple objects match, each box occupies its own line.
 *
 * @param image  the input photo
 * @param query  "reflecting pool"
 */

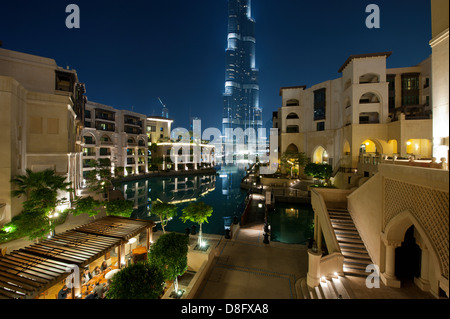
xmin=268 ymin=203 xmax=314 ymax=245
xmin=120 ymin=166 xmax=248 ymax=236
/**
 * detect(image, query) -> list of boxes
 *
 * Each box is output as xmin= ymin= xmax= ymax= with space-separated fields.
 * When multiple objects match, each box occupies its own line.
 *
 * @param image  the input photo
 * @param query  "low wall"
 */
xmin=163 ymin=242 xmax=217 ymax=299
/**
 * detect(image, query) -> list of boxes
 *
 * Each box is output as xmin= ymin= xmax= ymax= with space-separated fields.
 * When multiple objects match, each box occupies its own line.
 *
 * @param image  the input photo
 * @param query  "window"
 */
xmin=99 ymin=148 xmax=111 ymax=156
xmin=317 ymin=122 xmax=325 ymax=131
xmin=387 ymin=74 xmax=396 ymax=112
xmin=286 ymin=113 xmax=299 ymax=119
xmin=83 ymin=135 xmax=95 ymax=144
xmin=286 ymin=99 xmax=300 ymax=107
xmin=286 ymin=125 xmax=299 ymax=133
xmin=402 ymin=73 xmax=420 ymax=106
xmin=314 ymin=88 xmax=326 ymax=121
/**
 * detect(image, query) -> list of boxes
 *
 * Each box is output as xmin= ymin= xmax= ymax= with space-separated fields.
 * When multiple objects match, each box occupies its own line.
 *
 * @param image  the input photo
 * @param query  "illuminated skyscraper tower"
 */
xmin=222 ymin=0 xmax=262 ymax=136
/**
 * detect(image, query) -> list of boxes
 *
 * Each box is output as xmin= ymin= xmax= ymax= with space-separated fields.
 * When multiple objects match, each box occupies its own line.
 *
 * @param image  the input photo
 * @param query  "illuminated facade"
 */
xmin=80 ymin=101 xmax=148 ymax=182
xmin=222 ymin=0 xmax=262 ymax=137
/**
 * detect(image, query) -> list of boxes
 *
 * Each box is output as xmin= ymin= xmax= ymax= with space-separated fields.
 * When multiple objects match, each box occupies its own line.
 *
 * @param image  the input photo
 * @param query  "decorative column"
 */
xmin=381 ymin=239 xmax=402 ymax=288
xmin=414 ymin=241 xmax=431 ymax=291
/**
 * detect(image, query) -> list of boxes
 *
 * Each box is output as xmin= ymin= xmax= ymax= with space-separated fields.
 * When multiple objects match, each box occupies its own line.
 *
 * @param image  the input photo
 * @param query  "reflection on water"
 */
xmin=119 ymin=165 xmax=248 ymax=235
xmin=268 ymin=203 xmax=314 ymax=245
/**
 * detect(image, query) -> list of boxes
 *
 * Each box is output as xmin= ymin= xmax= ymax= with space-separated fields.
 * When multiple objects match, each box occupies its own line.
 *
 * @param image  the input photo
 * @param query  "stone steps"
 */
xmin=297 ymin=277 xmax=350 ymax=299
xmin=329 ymin=209 xmax=374 ymax=278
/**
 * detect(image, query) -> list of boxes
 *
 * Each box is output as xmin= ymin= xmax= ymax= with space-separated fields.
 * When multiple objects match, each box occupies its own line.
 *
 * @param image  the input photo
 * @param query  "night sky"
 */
xmin=0 ymin=0 xmax=432 ymax=131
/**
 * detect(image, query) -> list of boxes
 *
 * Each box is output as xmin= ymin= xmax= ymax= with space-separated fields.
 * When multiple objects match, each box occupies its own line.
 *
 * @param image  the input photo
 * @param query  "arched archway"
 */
xmin=286 ymin=112 xmax=299 ymax=119
xmin=359 ymin=73 xmax=380 ymax=84
xmin=285 ymin=143 xmax=299 ymax=154
xmin=286 ymin=99 xmax=300 ymax=106
xmin=312 ymin=145 xmax=328 ymax=164
xmin=359 ymin=92 xmax=381 ymax=104
xmin=383 ymin=211 xmax=443 ymax=294
xmin=83 ymin=133 xmax=96 ymax=145
xmin=360 ymin=139 xmax=383 ymax=154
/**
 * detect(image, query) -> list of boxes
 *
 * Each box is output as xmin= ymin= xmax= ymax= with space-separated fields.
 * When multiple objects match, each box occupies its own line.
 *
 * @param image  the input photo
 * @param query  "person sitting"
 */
xmin=92 ymin=266 xmax=101 ymax=276
xmin=82 ymin=268 xmax=92 ymax=285
xmin=58 ymin=285 xmax=69 ymax=299
xmin=100 ymin=261 xmax=108 ymax=272
xmin=92 ymin=282 xmax=105 ymax=299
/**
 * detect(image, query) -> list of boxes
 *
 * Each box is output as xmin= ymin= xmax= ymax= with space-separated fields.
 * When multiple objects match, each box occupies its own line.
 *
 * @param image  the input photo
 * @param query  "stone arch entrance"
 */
xmin=312 ymin=145 xmax=328 ymax=164
xmin=395 ymin=225 xmax=422 ymax=282
xmin=382 ymin=211 xmax=443 ymax=296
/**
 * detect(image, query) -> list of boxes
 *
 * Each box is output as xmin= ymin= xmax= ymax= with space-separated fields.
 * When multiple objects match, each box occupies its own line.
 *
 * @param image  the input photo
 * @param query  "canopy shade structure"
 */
xmin=0 ymin=216 xmax=154 ymax=299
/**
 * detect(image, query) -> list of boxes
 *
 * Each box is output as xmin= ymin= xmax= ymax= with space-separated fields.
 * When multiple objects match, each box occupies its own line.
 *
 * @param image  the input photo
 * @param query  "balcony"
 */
xmin=95 ymin=110 xmax=115 ymax=122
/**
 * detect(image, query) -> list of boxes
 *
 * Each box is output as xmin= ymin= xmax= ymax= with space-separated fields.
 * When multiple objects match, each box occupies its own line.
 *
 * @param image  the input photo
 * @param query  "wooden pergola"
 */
xmin=0 ymin=216 xmax=154 ymax=299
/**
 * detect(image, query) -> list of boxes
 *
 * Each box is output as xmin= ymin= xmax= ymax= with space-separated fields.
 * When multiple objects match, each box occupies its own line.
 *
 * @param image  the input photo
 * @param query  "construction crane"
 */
xmin=158 ymin=97 xmax=169 ymax=118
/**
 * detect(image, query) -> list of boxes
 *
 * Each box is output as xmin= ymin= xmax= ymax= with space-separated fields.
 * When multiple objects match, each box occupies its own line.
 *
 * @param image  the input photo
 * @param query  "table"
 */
xmin=82 ymin=266 xmax=118 ymax=297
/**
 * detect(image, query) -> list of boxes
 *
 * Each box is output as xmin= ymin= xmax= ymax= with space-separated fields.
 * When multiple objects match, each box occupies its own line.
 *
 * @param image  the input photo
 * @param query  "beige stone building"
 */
xmin=79 ymin=101 xmax=149 ymax=184
xmin=0 ymin=48 xmax=85 ymax=225
xmin=303 ymin=0 xmax=449 ymax=299
xmin=273 ymin=53 xmax=436 ymax=186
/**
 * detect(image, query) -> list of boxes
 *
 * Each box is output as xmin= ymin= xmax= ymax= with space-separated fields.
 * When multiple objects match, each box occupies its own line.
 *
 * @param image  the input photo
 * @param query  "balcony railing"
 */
xmin=358 ymin=154 xmax=445 ymax=169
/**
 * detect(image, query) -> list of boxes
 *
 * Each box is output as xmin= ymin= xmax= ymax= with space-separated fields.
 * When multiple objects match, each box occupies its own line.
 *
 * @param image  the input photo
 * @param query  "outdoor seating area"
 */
xmin=0 ymin=216 xmax=154 ymax=299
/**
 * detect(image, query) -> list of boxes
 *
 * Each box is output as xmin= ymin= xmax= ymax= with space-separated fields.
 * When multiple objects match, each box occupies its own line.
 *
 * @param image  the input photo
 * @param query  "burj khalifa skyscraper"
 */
xmin=222 ymin=0 xmax=262 ymax=136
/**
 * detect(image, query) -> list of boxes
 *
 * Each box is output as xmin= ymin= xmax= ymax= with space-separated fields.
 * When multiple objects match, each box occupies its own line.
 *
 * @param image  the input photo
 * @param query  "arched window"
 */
xmin=286 ymin=99 xmax=300 ymax=106
xmin=359 ymin=73 xmax=380 ymax=84
xmin=286 ymin=144 xmax=299 ymax=153
xmin=100 ymin=135 xmax=112 ymax=144
xmin=83 ymin=134 xmax=96 ymax=145
xmin=127 ymin=137 xmax=136 ymax=144
xmin=359 ymin=92 xmax=380 ymax=104
xmin=286 ymin=113 xmax=299 ymax=119
xmin=138 ymin=139 xmax=146 ymax=147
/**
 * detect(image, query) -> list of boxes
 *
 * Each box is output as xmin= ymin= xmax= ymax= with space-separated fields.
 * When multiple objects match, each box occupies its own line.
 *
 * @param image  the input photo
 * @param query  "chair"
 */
xmin=1 ymin=247 xmax=7 ymax=256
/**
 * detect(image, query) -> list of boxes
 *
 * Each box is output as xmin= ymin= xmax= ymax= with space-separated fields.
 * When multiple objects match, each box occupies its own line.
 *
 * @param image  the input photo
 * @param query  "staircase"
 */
xmin=297 ymin=276 xmax=351 ymax=299
xmin=297 ymin=208 xmax=373 ymax=299
xmin=328 ymin=209 xmax=373 ymax=277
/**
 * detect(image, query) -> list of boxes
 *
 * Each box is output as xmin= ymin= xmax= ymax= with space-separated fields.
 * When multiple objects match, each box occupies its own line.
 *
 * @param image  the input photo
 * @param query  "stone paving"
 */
xmin=196 ymin=227 xmax=309 ymax=299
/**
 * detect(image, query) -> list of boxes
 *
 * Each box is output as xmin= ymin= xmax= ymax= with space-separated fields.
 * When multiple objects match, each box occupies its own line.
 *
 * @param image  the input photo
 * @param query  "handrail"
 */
xmin=310 ymin=189 xmax=341 ymax=255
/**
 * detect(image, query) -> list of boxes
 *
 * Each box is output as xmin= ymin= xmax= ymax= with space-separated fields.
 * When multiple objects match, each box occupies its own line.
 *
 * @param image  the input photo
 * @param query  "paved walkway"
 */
xmin=195 ymin=226 xmax=436 ymax=300
xmin=196 ymin=227 xmax=309 ymax=299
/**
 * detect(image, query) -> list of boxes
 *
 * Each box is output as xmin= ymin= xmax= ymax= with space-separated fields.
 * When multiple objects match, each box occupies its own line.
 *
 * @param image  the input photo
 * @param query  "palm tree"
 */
xmin=11 ymin=169 xmax=73 ymax=237
xmin=11 ymin=169 xmax=72 ymax=199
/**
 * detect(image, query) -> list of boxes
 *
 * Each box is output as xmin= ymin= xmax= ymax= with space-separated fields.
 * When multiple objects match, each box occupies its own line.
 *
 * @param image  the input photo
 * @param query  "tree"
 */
xmin=84 ymin=159 xmax=113 ymax=199
xmin=304 ymin=163 xmax=333 ymax=184
xmin=70 ymin=196 xmax=103 ymax=218
xmin=105 ymin=199 xmax=134 ymax=218
xmin=105 ymin=262 xmax=165 ymax=299
xmin=151 ymin=201 xmax=178 ymax=234
xmin=10 ymin=169 xmax=72 ymax=239
xmin=149 ymin=232 xmax=189 ymax=295
xmin=280 ymin=151 xmax=308 ymax=176
xmin=180 ymin=201 xmax=213 ymax=248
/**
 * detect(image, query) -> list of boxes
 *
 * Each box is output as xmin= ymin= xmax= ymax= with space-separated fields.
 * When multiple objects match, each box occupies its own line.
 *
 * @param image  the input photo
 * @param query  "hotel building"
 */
xmin=273 ymin=53 xmax=437 ymax=186
xmin=0 ymin=48 xmax=85 ymax=224
xmin=280 ymin=0 xmax=448 ymax=298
